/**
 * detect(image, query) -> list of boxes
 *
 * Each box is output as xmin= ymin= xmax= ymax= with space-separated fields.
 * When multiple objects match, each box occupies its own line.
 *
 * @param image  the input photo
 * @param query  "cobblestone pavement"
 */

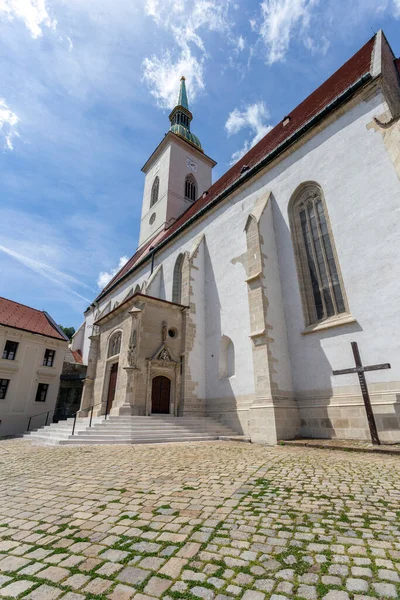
xmin=1 ymin=440 xmax=400 ymax=600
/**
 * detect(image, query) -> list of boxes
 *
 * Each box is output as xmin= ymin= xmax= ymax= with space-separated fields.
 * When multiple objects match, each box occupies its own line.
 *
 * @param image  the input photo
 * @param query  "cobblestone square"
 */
xmin=0 ymin=439 xmax=400 ymax=599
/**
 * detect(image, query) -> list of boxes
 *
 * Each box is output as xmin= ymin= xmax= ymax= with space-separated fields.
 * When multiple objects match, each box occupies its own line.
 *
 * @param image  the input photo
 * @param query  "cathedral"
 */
xmin=71 ymin=31 xmax=400 ymax=445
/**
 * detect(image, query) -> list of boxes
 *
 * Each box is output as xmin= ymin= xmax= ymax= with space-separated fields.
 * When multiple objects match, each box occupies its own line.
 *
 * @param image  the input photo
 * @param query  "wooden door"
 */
xmin=151 ymin=376 xmax=171 ymax=414
xmin=107 ymin=363 xmax=119 ymax=412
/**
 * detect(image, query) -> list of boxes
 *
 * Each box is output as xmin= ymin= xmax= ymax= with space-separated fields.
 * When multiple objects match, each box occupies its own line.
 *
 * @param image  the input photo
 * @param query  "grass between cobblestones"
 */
xmin=0 ymin=440 xmax=400 ymax=600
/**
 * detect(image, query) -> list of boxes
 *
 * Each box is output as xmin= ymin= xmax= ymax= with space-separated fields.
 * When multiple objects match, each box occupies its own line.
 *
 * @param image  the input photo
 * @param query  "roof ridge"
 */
xmin=0 ymin=295 xmax=45 ymax=315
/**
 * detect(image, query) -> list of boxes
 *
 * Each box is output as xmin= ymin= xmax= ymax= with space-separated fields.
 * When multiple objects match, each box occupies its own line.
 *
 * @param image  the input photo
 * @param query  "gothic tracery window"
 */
xmin=185 ymin=174 xmax=197 ymax=202
xmin=108 ymin=331 xmax=122 ymax=358
xmin=289 ymin=183 xmax=347 ymax=326
xmin=172 ymin=253 xmax=184 ymax=304
xmin=150 ymin=176 xmax=159 ymax=207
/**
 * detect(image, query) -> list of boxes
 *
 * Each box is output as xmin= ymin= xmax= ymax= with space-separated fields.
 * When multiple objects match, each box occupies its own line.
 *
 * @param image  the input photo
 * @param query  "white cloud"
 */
xmin=394 ymin=0 xmax=400 ymax=15
xmin=97 ymin=256 xmax=129 ymax=289
xmin=0 ymin=244 xmax=93 ymax=302
xmin=0 ymin=98 xmax=19 ymax=150
xmin=225 ymin=101 xmax=272 ymax=164
xmin=142 ymin=0 xmax=235 ymax=109
xmin=143 ymin=48 xmax=205 ymax=110
xmin=255 ymin=0 xmax=318 ymax=64
xmin=0 ymin=0 xmax=56 ymax=39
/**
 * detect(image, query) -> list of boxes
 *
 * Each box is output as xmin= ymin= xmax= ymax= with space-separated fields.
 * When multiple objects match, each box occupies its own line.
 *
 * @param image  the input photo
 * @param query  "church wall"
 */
xmin=82 ymin=80 xmax=400 ymax=443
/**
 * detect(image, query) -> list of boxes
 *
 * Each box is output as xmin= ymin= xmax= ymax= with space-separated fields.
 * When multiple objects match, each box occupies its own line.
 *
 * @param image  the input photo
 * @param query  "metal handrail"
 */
xmin=71 ymin=399 xmax=110 ymax=436
xmin=26 ymin=409 xmax=54 ymax=432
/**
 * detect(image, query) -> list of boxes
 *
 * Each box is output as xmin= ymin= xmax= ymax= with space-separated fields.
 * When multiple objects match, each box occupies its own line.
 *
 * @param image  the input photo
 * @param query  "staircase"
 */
xmin=23 ymin=415 xmax=247 ymax=446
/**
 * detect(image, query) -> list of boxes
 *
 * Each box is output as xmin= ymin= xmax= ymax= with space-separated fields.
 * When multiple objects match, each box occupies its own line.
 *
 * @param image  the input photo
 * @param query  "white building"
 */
xmin=73 ymin=31 xmax=400 ymax=445
xmin=0 ymin=297 xmax=68 ymax=437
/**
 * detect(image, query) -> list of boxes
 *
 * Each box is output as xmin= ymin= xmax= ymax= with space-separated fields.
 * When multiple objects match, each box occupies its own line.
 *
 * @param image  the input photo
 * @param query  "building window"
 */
xmin=35 ymin=383 xmax=49 ymax=402
xmin=43 ymin=349 xmax=55 ymax=367
xmin=0 ymin=379 xmax=10 ymax=400
xmin=172 ymin=253 xmax=185 ymax=304
xmin=108 ymin=331 xmax=122 ymax=358
xmin=185 ymin=174 xmax=197 ymax=202
xmin=289 ymin=182 xmax=347 ymax=326
xmin=150 ymin=176 xmax=159 ymax=207
xmin=2 ymin=340 xmax=18 ymax=360
xmin=219 ymin=336 xmax=235 ymax=379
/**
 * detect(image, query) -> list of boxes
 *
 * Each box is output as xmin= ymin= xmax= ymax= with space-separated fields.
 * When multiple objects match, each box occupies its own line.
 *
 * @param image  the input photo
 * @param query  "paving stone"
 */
xmin=159 ymin=557 xmax=187 ymax=578
xmin=139 ymin=557 xmax=166 ymax=571
xmin=24 ymin=584 xmax=63 ymax=599
xmin=37 ymin=566 xmax=70 ymax=582
xmin=297 ymin=584 xmax=317 ymax=600
xmin=191 ymin=586 xmax=215 ymax=600
xmin=254 ymin=580 xmax=274 ymax=592
xmin=242 ymin=591 xmax=265 ymax=600
xmin=101 ymin=549 xmax=129 ymax=562
xmin=322 ymin=592 xmax=350 ymax=600
xmin=118 ymin=566 xmax=149 ymax=586
xmin=0 ymin=555 xmax=30 ymax=572
xmin=144 ymin=576 xmax=172 ymax=597
xmin=346 ymin=579 xmax=369 ymax=593
xmin=63 ymin=574 xmax=90 ymax=590
xmin=19 ymin=562 xmax=45 ymax=575
xmin=372 ymin=582 xmax=397 ymax=598
xmin=107 ymin=583 xmax=136 ymax=599
xmin=96 ymin=561 xmax=124 ymax=576
xmin=378 ymin=568 xmax=400 ymax=582
xmin=83 ymin=577 xmax=113 ymax=594
xmin=177 ymin=542 xmax=201 ymax=558
xmin=60 ymin=594 xmax=86 ymax=600
xmin=0 ymin=576 xmax=11 ymax=587
xmin=0 ymin=579 xmax=35 ymax=597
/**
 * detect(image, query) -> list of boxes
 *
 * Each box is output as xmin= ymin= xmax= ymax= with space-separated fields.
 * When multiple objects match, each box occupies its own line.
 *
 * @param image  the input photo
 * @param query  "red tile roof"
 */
xmin=97 ymin=34 xmax=377 ymax=301
xmin=71 ymin=349 xmax=83 ymax=364
xmin=0 ymin=297 xmax=68 ymax=341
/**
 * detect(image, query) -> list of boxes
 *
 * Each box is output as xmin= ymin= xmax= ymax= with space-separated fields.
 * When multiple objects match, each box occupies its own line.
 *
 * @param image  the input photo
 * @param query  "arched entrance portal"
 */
xmin=151 ymin=376 xmax=171 ymax=414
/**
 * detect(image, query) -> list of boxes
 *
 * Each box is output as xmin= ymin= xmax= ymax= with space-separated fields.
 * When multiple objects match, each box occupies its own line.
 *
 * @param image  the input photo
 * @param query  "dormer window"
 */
xmin=150 ymin=176 xmax=159 ymax=207
xmin=185 ymin=174 xmax=197 ymax=202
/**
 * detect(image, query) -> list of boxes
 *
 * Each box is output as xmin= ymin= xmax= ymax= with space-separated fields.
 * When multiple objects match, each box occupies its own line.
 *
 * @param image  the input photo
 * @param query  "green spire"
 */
xmin=177 ymin=76 xmax=189 ymax=110
xmin=168 ymin=76 xmax=203 ymax=152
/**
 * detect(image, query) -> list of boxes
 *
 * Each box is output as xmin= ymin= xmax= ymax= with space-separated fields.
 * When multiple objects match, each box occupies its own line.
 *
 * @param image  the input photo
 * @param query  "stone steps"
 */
xmin=24 ymin=415 xmax=244 ymax=446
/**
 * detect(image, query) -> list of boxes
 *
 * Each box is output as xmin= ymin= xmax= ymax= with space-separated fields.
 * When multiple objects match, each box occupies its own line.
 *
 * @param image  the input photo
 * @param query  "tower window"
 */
xmin=185 ymin=174 xmax=197 ymax=202
xmin=150 ymin=176 xmax=159 ymax=207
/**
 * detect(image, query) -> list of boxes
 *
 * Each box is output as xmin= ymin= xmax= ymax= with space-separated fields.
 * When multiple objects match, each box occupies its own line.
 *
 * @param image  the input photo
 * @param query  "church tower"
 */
xmin=138 ymin=77 xmax=216 ymax=248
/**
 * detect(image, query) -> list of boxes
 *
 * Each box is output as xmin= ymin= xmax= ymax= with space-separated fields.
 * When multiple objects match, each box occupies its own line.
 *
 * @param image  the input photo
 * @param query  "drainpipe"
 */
xmin=149 ymin=247 xmax=155 ymax=274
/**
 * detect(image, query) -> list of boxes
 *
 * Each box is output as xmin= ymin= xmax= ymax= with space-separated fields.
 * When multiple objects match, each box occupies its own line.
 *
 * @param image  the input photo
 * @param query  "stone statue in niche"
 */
xmin=162 ymin=322 xmax=167 ymax=343
xmin=127 ymin=329 xmax=137 ymax=368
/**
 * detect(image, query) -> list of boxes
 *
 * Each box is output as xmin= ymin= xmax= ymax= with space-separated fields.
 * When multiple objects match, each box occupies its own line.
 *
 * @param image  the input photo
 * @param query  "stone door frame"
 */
xmin=145 ymin=359 xmax=180 ymax=416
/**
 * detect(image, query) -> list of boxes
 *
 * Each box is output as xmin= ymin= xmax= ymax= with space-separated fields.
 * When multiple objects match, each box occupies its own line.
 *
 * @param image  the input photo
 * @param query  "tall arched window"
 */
xmin=150 ymin=176 xmax=159 ymax=207
xmin=172 ymin=253 xmax=184 ymax=304
xmin=185 ymin=174 xmax=197 ymax=202
xmin=289 ymin=182 xmax=347 ymax=326
xmin=219 ymin=335 xmax=235 ymax=379
xmin=108 ymin=331 xmax=122 ymax=358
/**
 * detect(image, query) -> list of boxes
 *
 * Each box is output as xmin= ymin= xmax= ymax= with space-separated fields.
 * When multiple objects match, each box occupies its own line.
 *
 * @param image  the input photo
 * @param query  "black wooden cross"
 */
xmin=333 ymin=342 xmax=391 ymax=445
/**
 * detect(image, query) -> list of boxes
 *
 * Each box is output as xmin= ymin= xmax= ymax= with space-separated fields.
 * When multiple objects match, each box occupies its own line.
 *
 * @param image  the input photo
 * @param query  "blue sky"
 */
xmin=0 ymin=0 xmax=399 ymax=330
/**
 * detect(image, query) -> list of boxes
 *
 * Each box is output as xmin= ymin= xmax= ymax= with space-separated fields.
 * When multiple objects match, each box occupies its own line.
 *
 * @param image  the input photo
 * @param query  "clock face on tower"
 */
xmin=186 ymin=158 xmax=197 ymax=173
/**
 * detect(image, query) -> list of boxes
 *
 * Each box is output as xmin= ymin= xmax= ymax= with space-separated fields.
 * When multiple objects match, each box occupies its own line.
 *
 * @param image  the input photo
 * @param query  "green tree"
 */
xmin=58 ymin=325 xmax=76 ymax=340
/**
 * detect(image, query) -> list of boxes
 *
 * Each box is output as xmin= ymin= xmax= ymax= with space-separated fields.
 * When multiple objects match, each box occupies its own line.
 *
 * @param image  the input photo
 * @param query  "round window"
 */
xmin=149 ymin=212 xmax=156 ymax=225
xmin=168 ymin=328 xmax=177 ymax=338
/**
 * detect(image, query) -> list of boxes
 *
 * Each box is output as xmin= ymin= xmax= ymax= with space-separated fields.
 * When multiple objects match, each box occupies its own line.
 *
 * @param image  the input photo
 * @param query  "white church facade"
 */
xmin=72 ymin=31 xmax=400 ymax=445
